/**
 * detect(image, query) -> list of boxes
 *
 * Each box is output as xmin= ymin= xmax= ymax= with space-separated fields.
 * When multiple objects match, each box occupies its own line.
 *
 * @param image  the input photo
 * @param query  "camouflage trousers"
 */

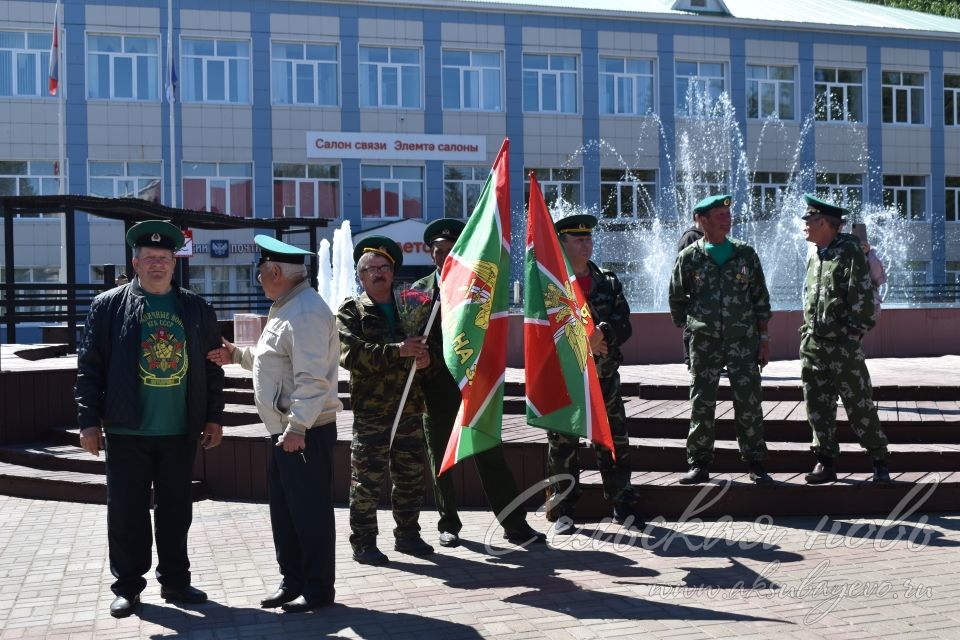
xmin=349 ymin=414 xmax=425 ymax=550
xmin=800 ymin=334 xmax=889 ymax=461
xmin=547 ymin=371 xmax=636 ymax=512
xmin=687 ymin=332 xmax=767 ymax=466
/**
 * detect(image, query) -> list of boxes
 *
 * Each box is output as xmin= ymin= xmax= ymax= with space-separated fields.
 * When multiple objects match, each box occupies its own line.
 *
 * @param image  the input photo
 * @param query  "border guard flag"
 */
xmin=523 ymin=173 xmax=614 ymax=455
xmin=437 ymin=139 xmax=511 ymax=475
xmin=47 ymin=0 xmax=60 ymax=96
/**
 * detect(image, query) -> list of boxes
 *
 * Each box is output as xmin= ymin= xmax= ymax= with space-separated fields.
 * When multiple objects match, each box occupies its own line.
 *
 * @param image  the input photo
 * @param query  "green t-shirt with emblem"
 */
xmin=108 ymin=290 xmax=189 ymax=436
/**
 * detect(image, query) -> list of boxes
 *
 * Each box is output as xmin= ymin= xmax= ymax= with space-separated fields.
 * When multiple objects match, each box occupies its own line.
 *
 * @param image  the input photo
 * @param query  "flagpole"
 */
xmin=167 ymin=0 xmax=177 ymax=208
xmin=388 ymin=298 xmax=441 ymax=448
xmin=56 ymin=0 xmax=65 ymax=195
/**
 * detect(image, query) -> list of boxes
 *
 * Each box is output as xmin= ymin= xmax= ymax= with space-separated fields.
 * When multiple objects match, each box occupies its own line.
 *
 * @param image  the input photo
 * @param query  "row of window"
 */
xmin=3 ymin=29 xmax=960 ymax=125
xmin=6 ymin=158 xmax=960 ymax=223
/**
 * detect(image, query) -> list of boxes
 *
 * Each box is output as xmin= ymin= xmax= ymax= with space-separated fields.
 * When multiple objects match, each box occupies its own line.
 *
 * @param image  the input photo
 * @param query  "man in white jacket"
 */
xmin=208 ymin=235 xmax=341 ymax=613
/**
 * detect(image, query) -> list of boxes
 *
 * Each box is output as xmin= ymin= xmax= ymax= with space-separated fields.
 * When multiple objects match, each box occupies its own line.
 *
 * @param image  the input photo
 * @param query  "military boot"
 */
xmin=804 ymin=458 xmax=837 ymax=484
xmin=678 ymin=466 xmax=710 ymax=484
xmin=872 ymin=461 xmax=891 ymax=483
xmin=748 ymin=462 xmax=774 ymax=485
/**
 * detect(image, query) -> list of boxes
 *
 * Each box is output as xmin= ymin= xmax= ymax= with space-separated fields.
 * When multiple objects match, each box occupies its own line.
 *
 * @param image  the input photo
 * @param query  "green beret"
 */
xmin=254 ymin=234 xmax=312 ymax=267
xmin=802 ymin=193 xmax=849 ymax=221
xmin=353 ymin=235 xmax=403 ymax=269
xmin=554 ymin=213 xmax=597 ymax=236
xmin=692 ymin=194 xmax=732 ymax=216
xmin=125 ymin=220 xmax=184 ymax=251
xmin=423 ymin=218 xmax=465 ymax=245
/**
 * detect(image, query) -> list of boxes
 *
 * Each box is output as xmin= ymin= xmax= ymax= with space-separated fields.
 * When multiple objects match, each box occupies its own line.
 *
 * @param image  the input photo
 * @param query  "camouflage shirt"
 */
xmin=669 ymin=237 xmax=772 ymax=340
xmin=409 ymin=272 xmax=448 ymax=383
xmin=582 ymin=261 xmax=632 ymax=379
xmin=801 ymin=232 xmax=876 ymax=340
xmin=337 ymin=291 xmax=426 ymax=421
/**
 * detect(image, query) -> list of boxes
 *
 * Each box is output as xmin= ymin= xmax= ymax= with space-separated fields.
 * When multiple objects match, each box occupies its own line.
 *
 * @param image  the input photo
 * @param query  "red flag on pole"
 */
xmin=523 ymin=173 xmax=614 ymax=455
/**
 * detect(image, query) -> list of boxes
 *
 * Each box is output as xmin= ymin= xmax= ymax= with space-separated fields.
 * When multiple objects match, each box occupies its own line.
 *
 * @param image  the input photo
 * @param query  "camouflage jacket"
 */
xmin=669 ymin=237 xmax=772 ymax=340
xmin=583 ymin=261 xmax=632 ymax=378
xmin=409 ymin=272 xmax=449 ymax=384
xmin=337 ymin=291 xmax=425 ymax=421
xmin=801 ymin=232 xmax=876 ymax=340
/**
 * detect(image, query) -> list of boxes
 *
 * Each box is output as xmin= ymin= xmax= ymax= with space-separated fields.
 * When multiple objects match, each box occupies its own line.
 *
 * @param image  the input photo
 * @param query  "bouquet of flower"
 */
xmin=395 ymin=287 xmax=435 ymax=337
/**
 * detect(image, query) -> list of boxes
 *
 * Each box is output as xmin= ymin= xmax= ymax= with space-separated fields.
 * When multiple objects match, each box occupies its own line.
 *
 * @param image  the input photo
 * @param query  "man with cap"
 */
xmin=548 ymin=214 xmax=644 ymax=535
xmin=412 ymin=218 xmax=546 ymax=547
xmin=207 ymin=235 xmax=341 ymax=612
xmin=337 ymin=236 xmax=434 ymax=565
xmin=75 ymin=220 xmax=224 ymax=618
xmin=799 ymin=194 xmax=891 ymax=484
xmin=668 ymin=195 xmax=773 ymax=485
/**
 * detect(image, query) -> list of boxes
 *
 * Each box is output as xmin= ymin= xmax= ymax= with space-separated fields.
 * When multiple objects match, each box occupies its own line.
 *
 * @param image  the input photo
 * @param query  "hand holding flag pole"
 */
xmin=388 ymin=293 xmax=441 ymax=448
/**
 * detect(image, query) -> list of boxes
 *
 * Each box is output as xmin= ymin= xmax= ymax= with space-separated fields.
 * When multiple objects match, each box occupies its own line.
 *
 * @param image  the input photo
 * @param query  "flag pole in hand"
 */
xmin=389 ymin=293 xmax=441 ymax=448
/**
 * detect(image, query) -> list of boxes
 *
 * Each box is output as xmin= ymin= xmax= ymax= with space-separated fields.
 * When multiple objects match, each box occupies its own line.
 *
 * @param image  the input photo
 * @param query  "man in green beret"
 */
xmin=548 ymin=213 xmax=644 ymax=534
xmin=799 ymin=194 xmax=890 ymax=484
xmin=75 ymin=220 xmax=224 ymax=618
xmin=412 ymin=218 xmax=546 ymax=547
xmin=337 ymin=235 xmax=434 ymax=565
xmin=668 ymin=195 xmax=773 ymax=485
xmin=208 ymin=235 xmax=341 ymax=612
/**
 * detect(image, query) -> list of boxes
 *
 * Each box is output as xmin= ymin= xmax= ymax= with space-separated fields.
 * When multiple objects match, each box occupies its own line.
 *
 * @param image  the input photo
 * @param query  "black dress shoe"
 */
xmin=260 ymin=588 xmax=300 ymax=608
xmin=394 ymin=536 xmax=435 ymax=556
xmin=678 ymin=466 xmax=710 ymax=484
xmin=873 ymin=462 xmax=892 ymax=483
xmin=612 ymin=503 xmax=645 ymax=528
xmin=160 ymin=584 xmax=208 ymax=604
xmin=748 ymin=462 xmax=774 ymax=485
xmin=438 ymin=531 xmax=460 ymax=547
xmin=110 ymin=594 xmax=140 ymax=618
xmin=281 ymin=594 xmax=334 ymax=613
xmin=503 ymin=523 xmax=547 ymax=544
xmin=353 ymin=546 xmax=389 ymax=565
xmin=804 ymin=462 xmax=837 ymax=484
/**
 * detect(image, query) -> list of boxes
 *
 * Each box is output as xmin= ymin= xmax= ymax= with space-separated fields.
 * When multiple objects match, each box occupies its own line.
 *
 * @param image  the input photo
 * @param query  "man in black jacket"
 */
xmin=75 ymin=220 xmax=224 ymax=619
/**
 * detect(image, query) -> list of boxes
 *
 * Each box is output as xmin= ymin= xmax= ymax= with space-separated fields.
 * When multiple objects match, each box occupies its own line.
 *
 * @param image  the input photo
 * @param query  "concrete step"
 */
xmin=579 ymin=438 xmax=960 ymax=473
xmin=0 ymin=442 xmax=104 ymax=474
xmin=568 ymin=470 xmax=960 ymax=519
xmin=0 ymin=460 xmax=207 ymax=504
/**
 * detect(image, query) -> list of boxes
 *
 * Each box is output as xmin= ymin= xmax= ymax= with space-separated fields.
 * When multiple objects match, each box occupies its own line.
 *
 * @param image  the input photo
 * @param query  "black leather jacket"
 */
xmin=75 ymin=278 xmax=225 ymax=437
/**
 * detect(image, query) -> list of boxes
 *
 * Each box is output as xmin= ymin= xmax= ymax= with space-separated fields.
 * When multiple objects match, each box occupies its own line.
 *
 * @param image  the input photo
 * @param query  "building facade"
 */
xmin=2 ymin=0 xmax=960 ymax=325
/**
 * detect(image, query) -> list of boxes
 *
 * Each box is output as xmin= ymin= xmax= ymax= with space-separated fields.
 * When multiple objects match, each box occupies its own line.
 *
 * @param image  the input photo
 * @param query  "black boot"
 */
xmin=678 ymin=466 xmax=709 ymax=485
xmin=804 ymin=457 xmax=837 ymax=484
xmin=872 ymin=460 xmax=891 ymax=483
xmin=748 ymin=462 xmax=774 ymax=485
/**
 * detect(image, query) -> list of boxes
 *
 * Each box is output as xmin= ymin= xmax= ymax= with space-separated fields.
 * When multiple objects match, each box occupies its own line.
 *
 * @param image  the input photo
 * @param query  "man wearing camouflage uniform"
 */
xmin=338 ymin=236 xmax=434 ymax=565
xmin=413 ymin=219 xmax=546 ymax=547
xmin=799 ymin=194 xmax=890 ymax=484
xmin=668 ymin=194 xmax=773 ymax=485
xmin=548 ymin=214 xmax=643 ymax=535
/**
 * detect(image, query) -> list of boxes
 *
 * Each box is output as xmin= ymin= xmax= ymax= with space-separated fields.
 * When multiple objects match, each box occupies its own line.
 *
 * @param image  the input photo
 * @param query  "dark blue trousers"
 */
xmin=269 ymin=425 xmax=336 ymax=602
xmin=104 ymin=433 xmax=197 ymax=598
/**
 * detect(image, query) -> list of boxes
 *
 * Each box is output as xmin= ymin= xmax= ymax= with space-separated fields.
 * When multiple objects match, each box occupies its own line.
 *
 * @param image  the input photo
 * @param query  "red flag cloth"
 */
xmin=523 ymin=173 xmax=614 ymax=455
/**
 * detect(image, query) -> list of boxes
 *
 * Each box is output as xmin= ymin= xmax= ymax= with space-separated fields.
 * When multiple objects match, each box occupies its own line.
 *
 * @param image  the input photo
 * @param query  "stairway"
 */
xmin=0 ymin=364 xmax=957 ymax=518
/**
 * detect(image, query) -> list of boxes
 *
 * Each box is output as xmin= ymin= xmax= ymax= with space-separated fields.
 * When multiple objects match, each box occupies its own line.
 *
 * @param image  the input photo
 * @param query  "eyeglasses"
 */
xmin=359 ymin=265 xmax=393 ymax=275
xmin=137 ymin=256 xmax=175 ymax=265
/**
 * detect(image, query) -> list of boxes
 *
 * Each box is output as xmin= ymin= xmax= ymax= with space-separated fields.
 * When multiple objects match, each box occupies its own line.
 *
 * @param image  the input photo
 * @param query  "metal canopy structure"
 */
xmin=0 ymin=195 xmax=331 ymax=347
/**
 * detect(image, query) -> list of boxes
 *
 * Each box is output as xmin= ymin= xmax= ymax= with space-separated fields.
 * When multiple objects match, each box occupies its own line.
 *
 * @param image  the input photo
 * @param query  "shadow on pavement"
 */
xmin=138 ymin=599 xmax=484 ymax=639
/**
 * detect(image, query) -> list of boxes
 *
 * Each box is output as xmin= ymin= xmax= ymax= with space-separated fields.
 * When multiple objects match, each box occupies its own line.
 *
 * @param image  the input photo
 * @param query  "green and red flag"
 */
xmin=437 ymin=138 xmax=512 ymax=475
xmin=523 ymin=173 xmax=614 ymax=455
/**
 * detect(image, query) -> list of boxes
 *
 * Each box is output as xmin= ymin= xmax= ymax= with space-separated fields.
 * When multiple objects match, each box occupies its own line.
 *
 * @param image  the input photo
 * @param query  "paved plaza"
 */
xmin=0 ymin=494 xmax=958 ymax=639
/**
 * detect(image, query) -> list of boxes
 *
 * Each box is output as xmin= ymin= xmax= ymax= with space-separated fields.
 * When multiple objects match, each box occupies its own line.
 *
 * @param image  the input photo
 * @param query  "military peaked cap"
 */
xmin=423 ymin=218 xmax=465 ymax=245
xmin=802 ymin=193 xmax=849 ymax=221
xmin=254 ymin=234 xmax=312 ymax=267
xmin=353 ymin=235 xmax=403 ymax=269
xmin=125 ymin=220 xmax=185 ymax=251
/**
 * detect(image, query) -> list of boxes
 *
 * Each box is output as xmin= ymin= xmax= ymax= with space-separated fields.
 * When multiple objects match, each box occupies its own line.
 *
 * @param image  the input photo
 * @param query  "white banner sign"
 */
xmin=307 ymin=132 xmax=486 ymax=161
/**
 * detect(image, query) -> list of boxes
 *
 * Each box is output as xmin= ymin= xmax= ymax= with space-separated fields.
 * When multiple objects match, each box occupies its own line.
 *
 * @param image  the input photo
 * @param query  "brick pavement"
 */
xmin=0 ymin=495 xmax=957 ymax=639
